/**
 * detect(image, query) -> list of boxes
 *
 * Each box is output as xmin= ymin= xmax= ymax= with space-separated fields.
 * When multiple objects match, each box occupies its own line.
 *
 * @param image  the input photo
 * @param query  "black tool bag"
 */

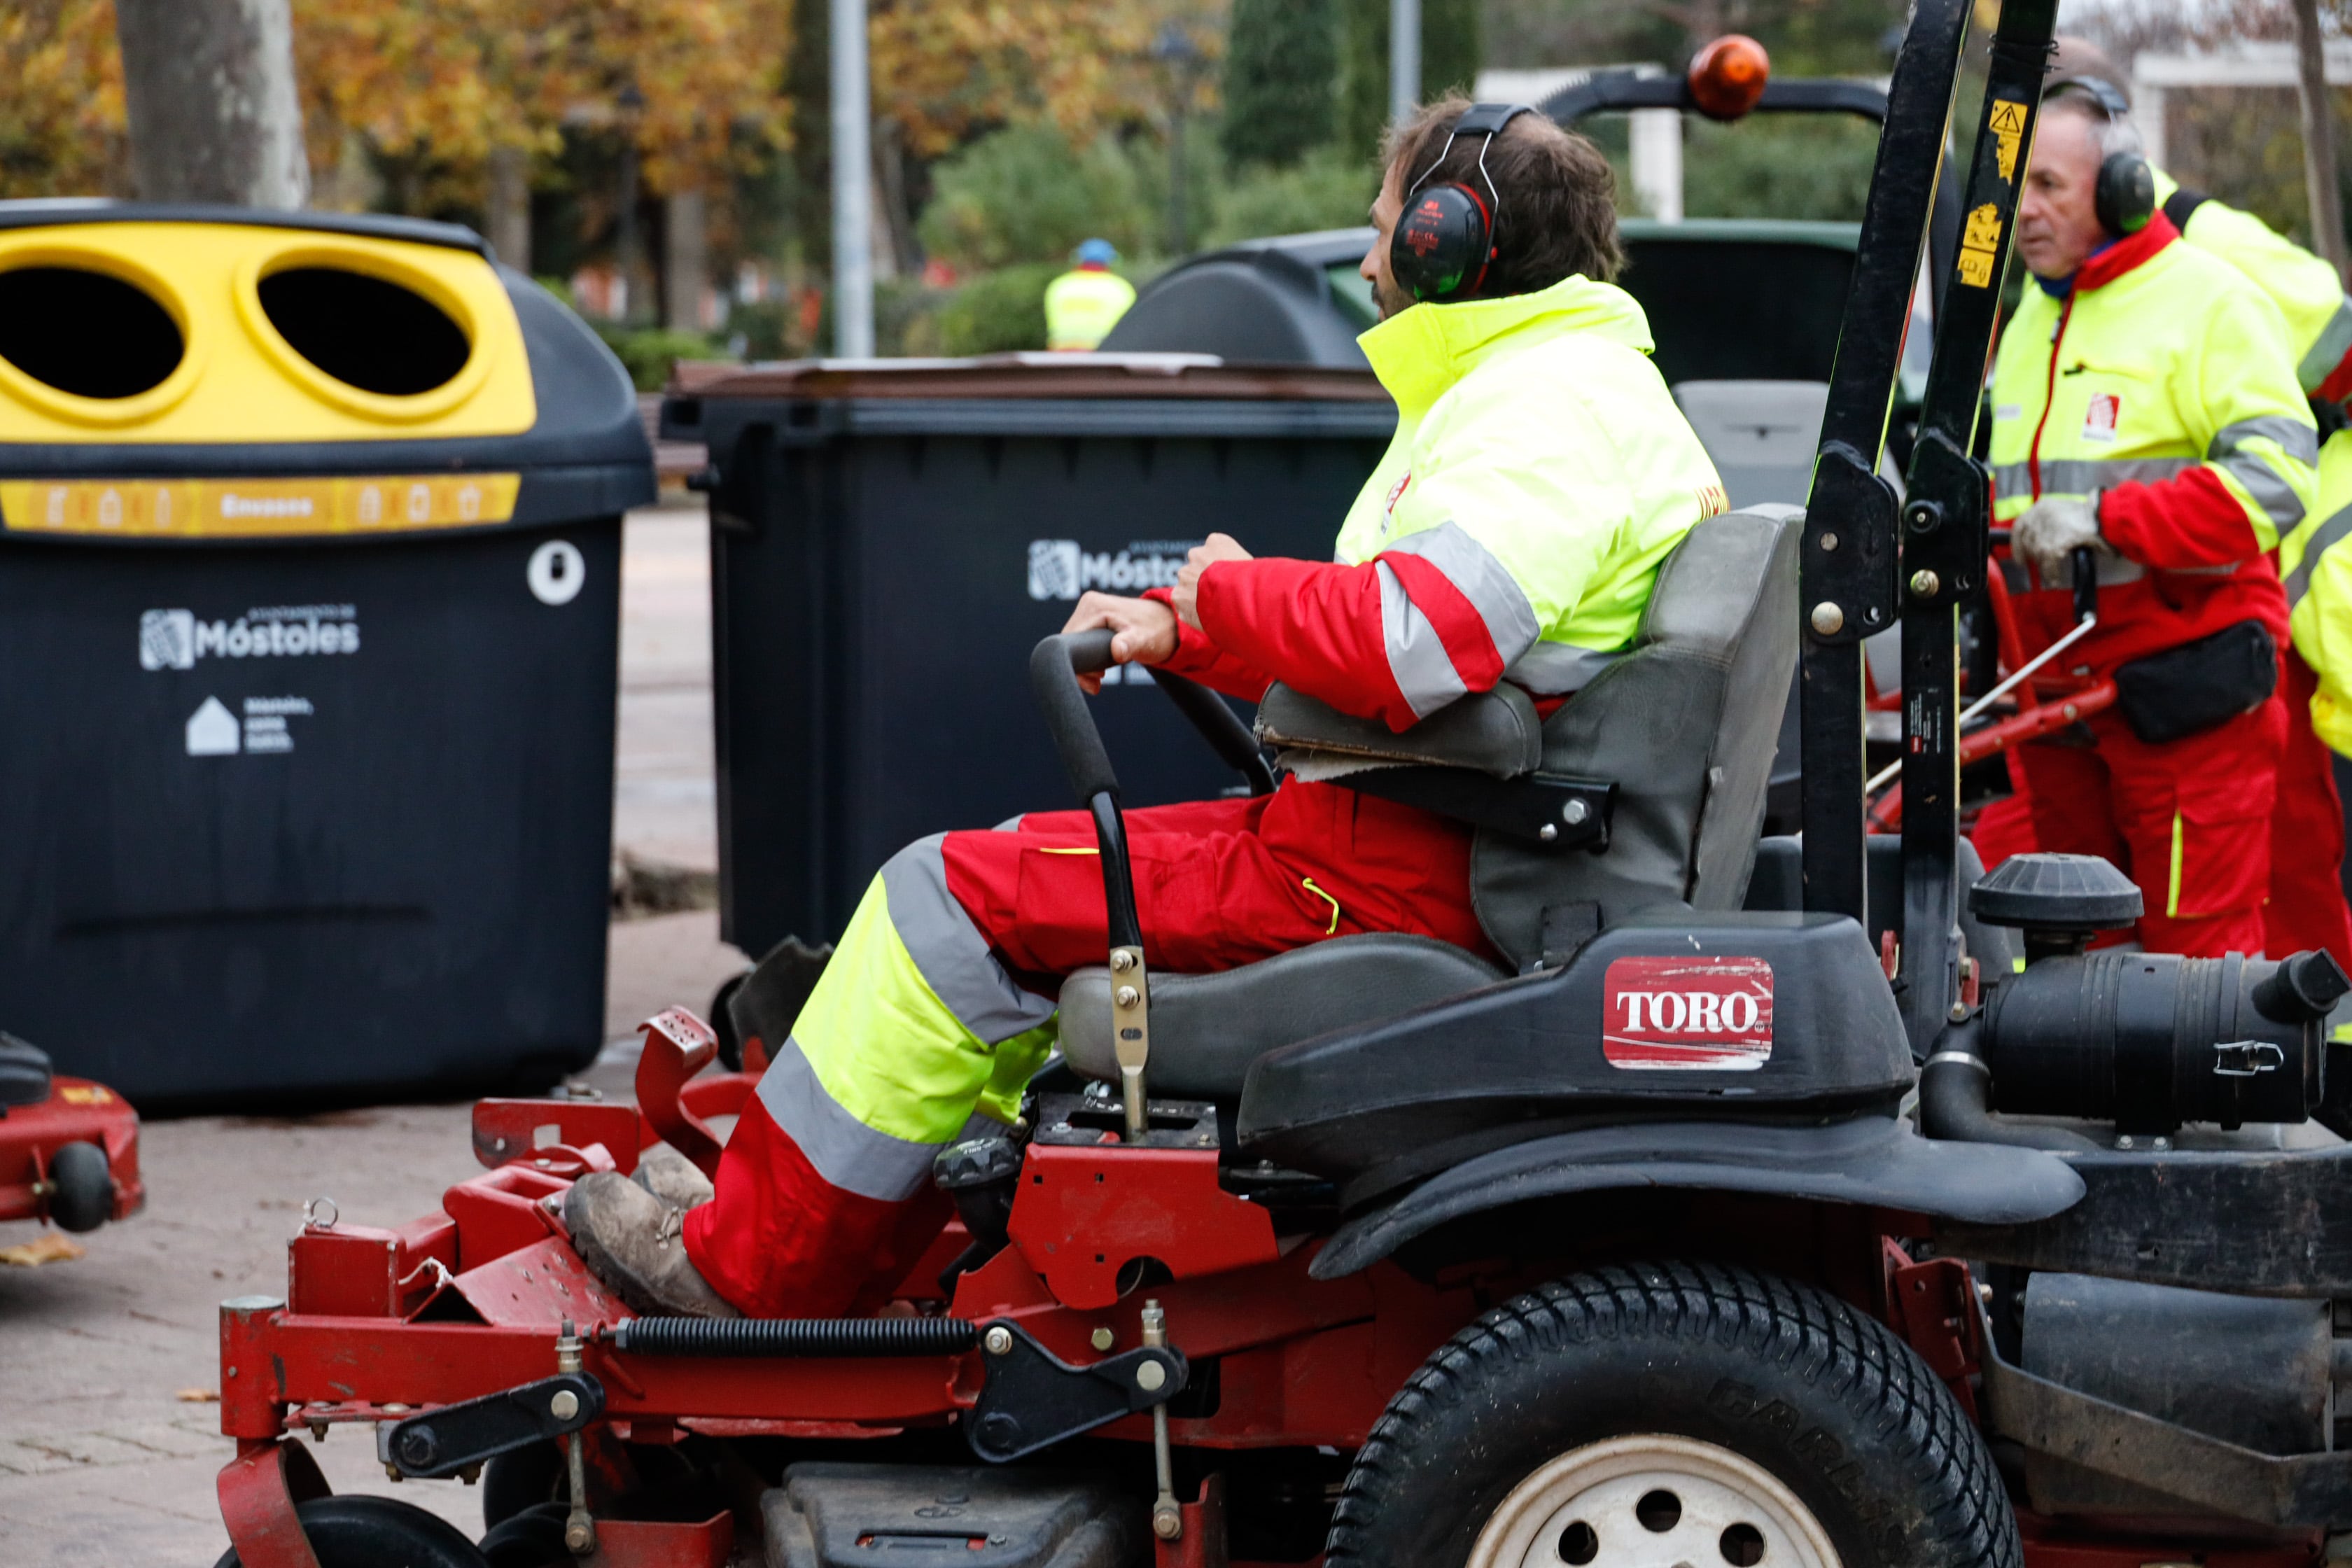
xmin=2113 ymin=620 xmax=2278 ymax=746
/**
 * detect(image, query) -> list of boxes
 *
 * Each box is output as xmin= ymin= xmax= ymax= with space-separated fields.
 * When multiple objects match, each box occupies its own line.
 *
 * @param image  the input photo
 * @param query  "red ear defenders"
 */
xmin=2064 ymin=77 xmax=2155 ymax=237
xmin=1391 ymin=103 xmax=1534 ymax=303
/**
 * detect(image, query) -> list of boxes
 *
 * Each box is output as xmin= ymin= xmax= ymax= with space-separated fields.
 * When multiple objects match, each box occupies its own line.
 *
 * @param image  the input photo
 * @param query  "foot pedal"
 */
xmin=762 ymin=1463 xmax=1144 ymax=1568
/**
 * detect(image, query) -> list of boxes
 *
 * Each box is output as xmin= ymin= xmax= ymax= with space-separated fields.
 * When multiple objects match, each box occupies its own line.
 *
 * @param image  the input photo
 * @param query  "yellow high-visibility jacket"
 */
xmin=1990 ymin=214 xmax=2315 ymax=676
xmin=1043 ymin=266 xmax=1135 ymax=351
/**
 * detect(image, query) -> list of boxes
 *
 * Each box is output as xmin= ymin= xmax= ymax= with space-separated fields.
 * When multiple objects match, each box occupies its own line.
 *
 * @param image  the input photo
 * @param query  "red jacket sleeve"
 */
xmin=1139 ymin=587 xmax=1274 ymax=702
xmin=2099 ymin=467 xmax=2266 ymax=570
xmin=1189 ymin=549 xmax=1520 ymax=733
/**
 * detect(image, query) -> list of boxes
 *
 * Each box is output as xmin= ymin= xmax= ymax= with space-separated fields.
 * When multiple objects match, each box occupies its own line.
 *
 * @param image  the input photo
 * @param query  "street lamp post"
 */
xmin=1152 ymin=24 xmax=1205 ymax=257
xmin=615 ymin=83 xmax=645 ymax=325
xmin=1390 ymin=0 xmax=1421 ymax=125
xmin=830 ymin=0 xmax=875 ymax=358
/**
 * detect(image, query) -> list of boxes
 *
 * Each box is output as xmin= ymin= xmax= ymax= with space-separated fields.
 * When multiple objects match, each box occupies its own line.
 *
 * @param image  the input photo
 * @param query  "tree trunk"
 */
xmin=664 ymin=188 xmax=708 ymax=331
xmin=115 ymin=0 xmax=309 ymax=209
xmin=488 ymin=145 xmax=531 ymax=274
xmin=2291 ymin=0 xmax=2347 ymax=282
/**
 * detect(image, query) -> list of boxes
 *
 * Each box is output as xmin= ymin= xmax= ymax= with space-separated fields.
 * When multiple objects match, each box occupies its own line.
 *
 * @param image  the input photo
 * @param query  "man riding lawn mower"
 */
xmin=209 ymin=9 xmax=2352 ymax=1567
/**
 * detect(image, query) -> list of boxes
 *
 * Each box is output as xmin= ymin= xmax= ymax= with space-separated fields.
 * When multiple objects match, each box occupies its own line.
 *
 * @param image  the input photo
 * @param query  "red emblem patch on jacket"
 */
xmin=1602 ymin=955 xmax=1774 ymax=1070
xmin=1385 ymin=472 xmax=1412 ymax=516
xmin=2081 ymin=393 xmax=2120 ymax=444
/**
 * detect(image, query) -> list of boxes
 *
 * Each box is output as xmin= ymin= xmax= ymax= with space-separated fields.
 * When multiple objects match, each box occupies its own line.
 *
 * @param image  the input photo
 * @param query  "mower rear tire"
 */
xmin=47 ymin=1140 xmax=111 ymax=1233
xmin=1325 ymin=1260 xmax=2019 ymax=1568
xmin=214 ymin=1494 xmax=491 ymax=1568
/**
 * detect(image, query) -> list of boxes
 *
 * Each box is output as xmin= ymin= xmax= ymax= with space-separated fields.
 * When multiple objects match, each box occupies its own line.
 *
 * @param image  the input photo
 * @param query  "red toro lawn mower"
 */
xmin=209 ymin=4 xmax=2352 ymax=1565
xmin=0 ymin=1030 xmax=142 ymax=1237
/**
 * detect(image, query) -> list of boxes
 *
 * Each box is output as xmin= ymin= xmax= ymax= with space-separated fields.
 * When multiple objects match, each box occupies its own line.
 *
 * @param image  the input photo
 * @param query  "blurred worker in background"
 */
xmin=1044 ymin=239 xmax=1135 ymax=351
xmin=1992 ymin=78 xmax=2318 ymax=957
xmin=2043 ymin=39 xmax=2352 ymax=967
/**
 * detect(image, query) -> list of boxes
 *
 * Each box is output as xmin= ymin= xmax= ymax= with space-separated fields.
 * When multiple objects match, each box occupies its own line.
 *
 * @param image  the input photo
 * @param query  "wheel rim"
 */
xmin=1469 ymin=1434 xmax=1841 ymax=1568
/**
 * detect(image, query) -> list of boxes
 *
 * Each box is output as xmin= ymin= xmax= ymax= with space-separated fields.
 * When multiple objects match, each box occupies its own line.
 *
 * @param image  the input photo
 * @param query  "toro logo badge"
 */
xmin=1602 ymin=955 xmax=1774 ymax=1070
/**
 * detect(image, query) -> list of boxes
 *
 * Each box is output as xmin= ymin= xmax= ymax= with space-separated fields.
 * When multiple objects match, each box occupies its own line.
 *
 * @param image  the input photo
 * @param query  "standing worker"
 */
xmin=2044 ymin=38 xmax=2352 ymax=968
xmin=1044 ymin=239 xmax=1136 ymax=351
xmin=1993 ymin=79 xmax=2318 ymax=957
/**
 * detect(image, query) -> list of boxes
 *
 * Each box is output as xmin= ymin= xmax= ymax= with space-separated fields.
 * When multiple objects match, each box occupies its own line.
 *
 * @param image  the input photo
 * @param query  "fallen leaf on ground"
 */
xmin=0 ymin=1233 xmax=85 ymax=1266
xmin=175 ymin=1387 xmax=220 ymax=1404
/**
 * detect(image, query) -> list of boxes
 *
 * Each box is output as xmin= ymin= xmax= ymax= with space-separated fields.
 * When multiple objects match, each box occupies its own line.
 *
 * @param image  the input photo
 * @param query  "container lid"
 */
xmin=665 ymin=354 xmax=1396 ymax=448
xmin=0 ymin=204 xmax=651 ymax=544
xmin=670 ymin=353 xmax=1390 ymax=404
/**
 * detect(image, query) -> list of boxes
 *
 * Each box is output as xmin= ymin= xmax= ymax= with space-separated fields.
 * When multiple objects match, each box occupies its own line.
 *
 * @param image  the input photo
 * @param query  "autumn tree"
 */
xmin=0 ymin=1 xmax=126 ymax=200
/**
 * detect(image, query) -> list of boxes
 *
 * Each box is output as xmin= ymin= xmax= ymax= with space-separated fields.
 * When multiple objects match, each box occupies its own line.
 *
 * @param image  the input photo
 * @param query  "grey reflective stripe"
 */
xmin=2210 ymin=417 xmax=2316 ymax=531
xmin=1385 ymin=522 xmax=1542 ymax=668
xmin=2213 ymin=451 xmax=2307 ymax=531
xmin=1992 ymin=462 xmax=2033 ymax=496
xmin=2211 ymin=415 xmax=2320 ymax=468
xmin=1376 ymin=560 xmax=1470 ymax=718
xmin=2300 ymin=298 xmax=2352 ymax=393
xmin=2026 ymin=457 xmax=2194 ymax=494
xmin=2286 ymin=500 xmax=2352 ymax=606
xmin=756 ymin=1035 xmax=943 ymax=1202
xmin=1505 ymin=641 xmax=1623 ymax=694
xmin=881 ymin=835 xmax=1056 ymax=1044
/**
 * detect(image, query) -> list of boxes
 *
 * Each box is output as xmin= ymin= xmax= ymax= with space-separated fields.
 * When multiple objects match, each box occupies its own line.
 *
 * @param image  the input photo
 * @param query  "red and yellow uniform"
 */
xmin=684 ymin=272 xmax=1726 ymax=1317
xmin=1990 ymin=212 xmax=2318 ymax=956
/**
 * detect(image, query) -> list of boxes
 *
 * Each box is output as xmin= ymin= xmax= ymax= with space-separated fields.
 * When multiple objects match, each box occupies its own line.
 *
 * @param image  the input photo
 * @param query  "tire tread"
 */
xmin=1325 ymin=1260 xmax=2019 ymax=1568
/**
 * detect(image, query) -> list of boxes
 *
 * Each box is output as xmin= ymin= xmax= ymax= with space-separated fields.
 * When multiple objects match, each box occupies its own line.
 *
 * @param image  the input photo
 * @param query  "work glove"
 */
xmin=2011 ymin=493 xmax=2111 ymax=587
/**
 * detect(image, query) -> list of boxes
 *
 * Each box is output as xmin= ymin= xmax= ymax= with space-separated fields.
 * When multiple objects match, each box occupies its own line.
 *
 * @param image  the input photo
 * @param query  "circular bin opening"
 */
xmin=256 ymin=266 xmax=472 ymax=397
xmin=0 ymin=266 xmax=185 ymax=399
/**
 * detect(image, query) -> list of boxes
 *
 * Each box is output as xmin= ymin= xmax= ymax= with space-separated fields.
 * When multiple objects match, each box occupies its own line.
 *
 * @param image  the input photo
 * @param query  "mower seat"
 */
xmin=0 ymin=1031 xmax=53 ymax=1110
xmin=1057 ymin=507 xmax=1802 ymax=1100
xmin=1059 ymin=935 xmax=1507 ymax=1098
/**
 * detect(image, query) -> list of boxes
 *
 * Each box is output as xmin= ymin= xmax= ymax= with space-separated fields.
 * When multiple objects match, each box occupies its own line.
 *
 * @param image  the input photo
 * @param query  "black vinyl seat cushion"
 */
xmin=1058 ymin=934 xmax=1508 ymax=1099
xmin=0 ymin=1032 xmax=54 ymax=1110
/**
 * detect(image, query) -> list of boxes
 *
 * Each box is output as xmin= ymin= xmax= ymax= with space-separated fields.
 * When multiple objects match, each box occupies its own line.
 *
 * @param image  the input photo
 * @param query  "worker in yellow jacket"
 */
xmin=1044 ymin=239 xmax=1137 ymax=351
xmin=1991 ymin=79 xmax=2318 ymax=957
xmin=2043 ymin=38 xmax=2352 ymax=966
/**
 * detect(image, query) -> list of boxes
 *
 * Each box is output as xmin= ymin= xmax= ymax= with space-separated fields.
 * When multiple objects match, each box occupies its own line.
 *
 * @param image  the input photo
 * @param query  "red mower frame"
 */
xmin=213 ymin=1014 xmax=2324 ymax=1568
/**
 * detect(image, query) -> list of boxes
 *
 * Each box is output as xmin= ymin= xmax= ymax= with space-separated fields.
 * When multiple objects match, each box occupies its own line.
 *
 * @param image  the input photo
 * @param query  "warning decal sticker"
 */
xmin=1602 ymin=955 xmax=1774 ymax=1071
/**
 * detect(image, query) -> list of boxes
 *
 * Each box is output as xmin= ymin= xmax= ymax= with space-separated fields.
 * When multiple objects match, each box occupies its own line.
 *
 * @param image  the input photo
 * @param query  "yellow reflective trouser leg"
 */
xmin=751 ymin=834 xmax=1056 ymax=1205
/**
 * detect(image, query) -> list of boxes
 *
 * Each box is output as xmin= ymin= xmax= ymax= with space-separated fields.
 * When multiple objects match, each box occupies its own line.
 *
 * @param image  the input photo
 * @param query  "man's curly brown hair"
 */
xmin=1384 ymin=94 xmax=1625 ymax=295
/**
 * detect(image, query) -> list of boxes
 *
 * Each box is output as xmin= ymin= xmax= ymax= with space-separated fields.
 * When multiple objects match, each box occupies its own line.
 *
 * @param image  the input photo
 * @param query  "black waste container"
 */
xmin=663 ymin=356 xmax=1394 ymax=955
xmin=0 ymin=202 xmax=654 ymax=1107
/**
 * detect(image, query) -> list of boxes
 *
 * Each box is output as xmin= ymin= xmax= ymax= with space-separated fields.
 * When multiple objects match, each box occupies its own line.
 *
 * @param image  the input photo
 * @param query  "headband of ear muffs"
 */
xmin=2063 ymin=76 xmax=2155 ymax=237
xmin=1390 ymin=103 xmax=1534 ymax=303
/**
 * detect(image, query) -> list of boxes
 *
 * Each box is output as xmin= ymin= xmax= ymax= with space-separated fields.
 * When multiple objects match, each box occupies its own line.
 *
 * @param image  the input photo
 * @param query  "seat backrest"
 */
xmin=1472 ymin=506 xmax=1802 ymax=967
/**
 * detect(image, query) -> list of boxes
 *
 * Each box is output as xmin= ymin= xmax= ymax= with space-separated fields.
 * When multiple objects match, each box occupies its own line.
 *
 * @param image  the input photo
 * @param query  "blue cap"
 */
xmin=1077 ymin=238 xmax=1118 ymax=266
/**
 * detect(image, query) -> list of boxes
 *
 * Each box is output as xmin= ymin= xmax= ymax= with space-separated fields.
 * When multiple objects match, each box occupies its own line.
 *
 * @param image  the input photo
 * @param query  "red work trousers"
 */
xmin=2266 ymin=649 xmax=2352 ymax=968
xmin=2013 ymin=694 xmax=2288 ymax=956
xmin=684 ymin=783 xmax=1487 ymax=1318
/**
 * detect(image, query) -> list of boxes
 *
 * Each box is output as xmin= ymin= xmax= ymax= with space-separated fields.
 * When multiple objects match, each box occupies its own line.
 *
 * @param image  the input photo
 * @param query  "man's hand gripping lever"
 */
xmin=1030 ymin=630 xmax=1153 ymax=1140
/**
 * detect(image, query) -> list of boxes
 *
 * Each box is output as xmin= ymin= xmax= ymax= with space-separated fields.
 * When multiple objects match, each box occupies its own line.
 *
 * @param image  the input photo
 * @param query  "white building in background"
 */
xmin=2130 ymin=40 xmax=2352 ymax=170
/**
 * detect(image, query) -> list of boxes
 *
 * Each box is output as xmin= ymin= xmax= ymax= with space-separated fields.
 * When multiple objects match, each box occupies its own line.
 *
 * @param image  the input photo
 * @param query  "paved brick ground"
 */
xmin=0 ymin=505 xmax=748 ymax=1566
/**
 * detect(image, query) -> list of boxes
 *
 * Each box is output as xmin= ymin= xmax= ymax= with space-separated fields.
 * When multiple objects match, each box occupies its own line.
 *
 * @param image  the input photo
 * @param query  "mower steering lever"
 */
xmin=1030 ymin=633 xmax=1154 ymax=1138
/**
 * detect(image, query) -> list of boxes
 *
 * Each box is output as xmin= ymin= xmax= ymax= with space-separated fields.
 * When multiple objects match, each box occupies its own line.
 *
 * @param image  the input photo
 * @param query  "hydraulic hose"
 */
xmin=1919 ymin=1018 xmax=2100 ymax=1151
xmin=611 ymin=1316 xmax=979 ymax=1357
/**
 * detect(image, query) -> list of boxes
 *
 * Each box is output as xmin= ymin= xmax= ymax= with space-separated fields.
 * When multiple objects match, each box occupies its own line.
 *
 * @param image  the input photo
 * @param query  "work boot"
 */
xmin=565 ymin=1172 xmax=741 ymax=1320
xmin=631 ymin=1144 xmax=715 ymax=1211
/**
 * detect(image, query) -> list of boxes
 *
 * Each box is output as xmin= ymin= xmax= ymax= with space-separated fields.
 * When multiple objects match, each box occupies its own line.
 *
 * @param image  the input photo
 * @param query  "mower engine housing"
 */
xmin=1980 ymin=951 xmax=2325 ymax=1133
